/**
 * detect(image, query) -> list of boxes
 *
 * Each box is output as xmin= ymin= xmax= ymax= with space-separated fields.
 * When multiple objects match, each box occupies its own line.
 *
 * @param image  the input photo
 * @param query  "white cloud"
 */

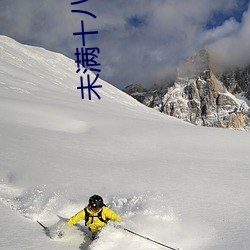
xmin=209 ymin=5 xmax=250 ymax=68
xmin=200 ymin=17 xmax=240 ymax=45
xmin=0 ymin=0 xmax=249 ymax=88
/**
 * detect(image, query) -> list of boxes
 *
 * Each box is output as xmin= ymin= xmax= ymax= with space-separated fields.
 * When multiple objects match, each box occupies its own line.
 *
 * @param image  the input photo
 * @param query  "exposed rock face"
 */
xmin=217 ymin=66 xmax=250 ymax=99
xmin=123 ymin=49 xmax=250 ymax=130
xmin=123 ymin=84 xmax=146 ymax=95
xmin=122 ymin=84 xmax=147 ymax=103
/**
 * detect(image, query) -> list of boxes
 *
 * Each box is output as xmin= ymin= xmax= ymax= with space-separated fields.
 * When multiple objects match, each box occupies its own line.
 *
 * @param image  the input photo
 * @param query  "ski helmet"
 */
xmin=89 ymin=195 xmax=104 ymax=210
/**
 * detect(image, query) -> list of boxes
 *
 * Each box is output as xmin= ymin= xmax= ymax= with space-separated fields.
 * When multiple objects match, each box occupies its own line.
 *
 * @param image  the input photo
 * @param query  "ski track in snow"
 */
xmin=0 ymin=99 xmax=91 ymax=134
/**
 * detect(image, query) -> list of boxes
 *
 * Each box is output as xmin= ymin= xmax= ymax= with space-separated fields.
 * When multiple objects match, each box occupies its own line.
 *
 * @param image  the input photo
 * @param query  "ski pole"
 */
xmin=37 ymin=220 xmax=48 ymax=231
xmin=122 ymin=227 xmax=180 ymax=250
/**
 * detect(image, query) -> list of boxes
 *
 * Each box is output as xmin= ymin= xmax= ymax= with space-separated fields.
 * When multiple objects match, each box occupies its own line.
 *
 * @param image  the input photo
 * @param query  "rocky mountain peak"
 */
xmin=123 ymin=49 xmax=250 ymax=130
xmin=177 ymin=49 xmax=210 ymax=78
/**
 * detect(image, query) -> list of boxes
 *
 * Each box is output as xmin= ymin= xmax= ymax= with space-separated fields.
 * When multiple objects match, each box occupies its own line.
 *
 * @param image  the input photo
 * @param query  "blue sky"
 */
xmin=0 ymin=0 xmax=249 ymax=89
xmin=206 ymin=0 xmax=249 ymax=29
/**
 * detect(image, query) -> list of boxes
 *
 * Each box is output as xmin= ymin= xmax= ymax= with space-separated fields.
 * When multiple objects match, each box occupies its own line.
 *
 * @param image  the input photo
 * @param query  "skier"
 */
xmin=66 ymin=194 xmax=121 ymax=239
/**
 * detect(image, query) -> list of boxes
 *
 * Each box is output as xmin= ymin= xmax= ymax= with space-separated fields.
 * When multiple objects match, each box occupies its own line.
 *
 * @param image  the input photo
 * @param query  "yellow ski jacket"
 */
xmin=67 ymin=206 xmax=121 ymax=233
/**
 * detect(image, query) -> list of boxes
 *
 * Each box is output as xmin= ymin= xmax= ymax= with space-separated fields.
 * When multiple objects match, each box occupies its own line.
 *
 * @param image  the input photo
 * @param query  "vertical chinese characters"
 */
xmin=71 ymin=0 xmax=102 ymax=100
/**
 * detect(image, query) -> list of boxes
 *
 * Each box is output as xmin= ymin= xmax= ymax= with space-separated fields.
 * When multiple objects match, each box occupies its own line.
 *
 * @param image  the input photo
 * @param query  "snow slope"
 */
xmin=0 ymin=35 xmax=250 ymax=250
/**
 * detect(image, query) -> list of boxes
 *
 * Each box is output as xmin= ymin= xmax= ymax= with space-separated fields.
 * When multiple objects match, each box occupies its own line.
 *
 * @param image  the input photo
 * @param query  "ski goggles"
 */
xmin=89 ymin=204 xmax=101 ymax=212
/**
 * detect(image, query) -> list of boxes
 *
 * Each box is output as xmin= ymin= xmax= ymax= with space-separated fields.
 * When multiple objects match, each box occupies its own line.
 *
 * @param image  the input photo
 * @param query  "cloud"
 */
xmin=209 ymin=3 xmax=250 ymax=68
xmin=0 ymin=0 xmax=249 ymax=89
xmin=200 ymin=18 xmax=240 ymax=45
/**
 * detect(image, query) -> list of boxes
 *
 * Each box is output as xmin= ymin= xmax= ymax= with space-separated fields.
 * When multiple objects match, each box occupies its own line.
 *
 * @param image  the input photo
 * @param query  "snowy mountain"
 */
xmin=0 ymin=36 xmax=250 ymax=250
xmin=124 ymin=49 xmax=250 ymax=130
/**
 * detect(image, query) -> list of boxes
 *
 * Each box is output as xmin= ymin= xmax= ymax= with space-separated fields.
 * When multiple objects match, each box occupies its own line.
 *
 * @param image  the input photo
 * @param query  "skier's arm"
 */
xmin=104 ymin=207 xmax=122 ymax=222
xmin=67 ymin=209 xmax=85 ymax=225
